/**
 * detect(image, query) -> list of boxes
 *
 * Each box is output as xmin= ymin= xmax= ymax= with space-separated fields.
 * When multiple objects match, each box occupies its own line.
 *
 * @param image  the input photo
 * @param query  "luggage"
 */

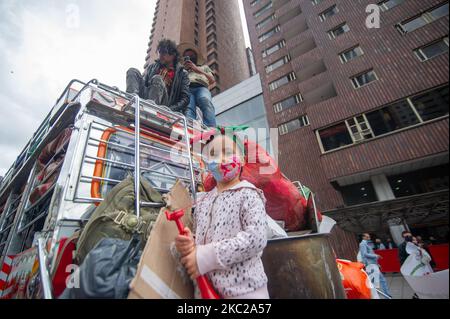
xmin=37 ymin=128 xmax=72 ymax=171
xmin=51 ymin=233 xmax=79 ymax=298
xmin=336 ymin=259 xmax=372 ymax=299
xmin=75 ymin=176 xmax=164 ymax=265
xmin=63 ymin=236 xmax=141 ymax=299
xmin=202 ymin=140 xmax=321 ymax=231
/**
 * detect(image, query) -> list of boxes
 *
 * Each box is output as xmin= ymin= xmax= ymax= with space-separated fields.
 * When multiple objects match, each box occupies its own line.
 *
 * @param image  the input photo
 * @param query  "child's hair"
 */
xmin=204 ymin=128 xmax=246 ymax=157
xmin=204 ymin=128 xmax=246 ymax=178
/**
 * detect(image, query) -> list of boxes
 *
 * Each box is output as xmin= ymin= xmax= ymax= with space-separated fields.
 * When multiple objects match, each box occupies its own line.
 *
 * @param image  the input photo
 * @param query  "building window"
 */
xmin=269 ymin=72 xmax=296 ymax=91
xmin=318 ymin=123 xmax=353 ymax=152
xmin=209 ymin=62 xmax=219 ymax=71
xmin=317 ymin=84 xmax=449 ymax=152
xmin=254 ymin=1 xmax=273 ymax=18
xmin=256 ymin=13 xmax=276 ymax=29
xmin=388 ymin=164 xmax=449 ymax=198
xmin=251 ymin=0 xmax=262 ymax=6
xmin=207 ymin=42 xmax=218 ymax=51
xmin=207 ymin=33 xmax=217 ymax=43
xmin=206 ymin=7 xmax=215 ymax=18
xmin=262 ymin=40 xmax=286 ymax=57
xmin=265 ymin=55 xmax=291 ymax=73
xmin=207 ymin=52 xmax=218 ymax=61
xmin=207 ymin=24 xmax=216 ymax=34
xmin=379 ymin=0 xmax=404 ymax=12
xmin=311 ymin=0 xmax=325 ymax=5
xmin=346 ymin=115 xmax=374 ymax=142
xmin=207 ymin=16 xmax=215 ymax=25
xmin=397 ymin=2 xmax=449 ymax=34
xmin=414 ymin=37 xmax=449 ymax=62
xmin=410 ymin=85 xmax=449 ymax=121
xmin=211 ymin=86 xmax=221 ymax=96
xmin=351 ymin=69 xmax=378 ymax=89
xmin=319 ymin=5 xmax=339 ymax=22
xmin=341 ymin=181 xmax=378 ymax=206
xmin=279 ymin=115 xmax=310 ymax=136
xmin=328 ymin=23 xmax=350 ymax=39
xmin=206 ymin=1 xmax=214 ymax=11
xmin=259 ymin=25 xmax=281 ymax=43
xmin=365 ymin=100 xmax=420 ymax=136
xmin=273 ymin=93 xmax=303 ymax=113
xmin=339 ymin=45 xmax=364 ymax=63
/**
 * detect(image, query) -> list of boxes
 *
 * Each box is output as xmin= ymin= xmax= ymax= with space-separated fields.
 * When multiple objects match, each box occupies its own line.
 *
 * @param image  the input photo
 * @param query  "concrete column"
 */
xmin=371 ymin=174 xmax=395 ymax=201
xmin=388 ymin=218 xmax=410 ymax=247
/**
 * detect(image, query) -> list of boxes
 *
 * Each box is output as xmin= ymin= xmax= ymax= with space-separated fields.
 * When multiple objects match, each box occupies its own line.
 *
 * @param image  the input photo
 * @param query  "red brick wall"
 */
xmin=243 ymin=0 xmax=449 ymax=211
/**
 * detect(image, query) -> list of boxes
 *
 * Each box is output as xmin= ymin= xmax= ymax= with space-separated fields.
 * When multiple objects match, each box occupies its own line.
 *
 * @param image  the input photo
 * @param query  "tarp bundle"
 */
xmin=203 ymin=140 xmax=320 ymax=231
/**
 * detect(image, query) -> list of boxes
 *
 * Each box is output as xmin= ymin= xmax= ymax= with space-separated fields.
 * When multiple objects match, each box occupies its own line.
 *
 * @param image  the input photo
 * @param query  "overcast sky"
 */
xmin=0 ymin=0 xmax=250 ymax=176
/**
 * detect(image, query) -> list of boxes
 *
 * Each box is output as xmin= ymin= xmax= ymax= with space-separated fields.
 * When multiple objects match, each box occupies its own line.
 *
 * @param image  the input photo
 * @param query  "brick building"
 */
xmin=243 ymin=0 xmax=449 ymax=239
xmin=145 ymin=0 xmax=249 ymax=94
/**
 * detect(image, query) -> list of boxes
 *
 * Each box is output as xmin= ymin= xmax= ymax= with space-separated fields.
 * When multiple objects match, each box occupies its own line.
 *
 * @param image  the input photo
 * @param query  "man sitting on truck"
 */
xmin=126 ymin=39 xmax=190 ymax=113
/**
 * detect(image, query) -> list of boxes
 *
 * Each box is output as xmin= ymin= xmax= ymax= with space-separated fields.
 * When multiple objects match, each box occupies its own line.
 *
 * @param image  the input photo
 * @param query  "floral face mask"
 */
xmin=207 ymin=155 xmax=242 ymax=183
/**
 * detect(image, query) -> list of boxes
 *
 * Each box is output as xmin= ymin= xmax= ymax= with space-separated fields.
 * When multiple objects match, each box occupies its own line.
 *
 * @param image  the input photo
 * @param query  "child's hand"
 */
xmin=175 ymin=227 xmax=195 ymax=257
xmin=181 ymin=248 xmax=200 ymax=280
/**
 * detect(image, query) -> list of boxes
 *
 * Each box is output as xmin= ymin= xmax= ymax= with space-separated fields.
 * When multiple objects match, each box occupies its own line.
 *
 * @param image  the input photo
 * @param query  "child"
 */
xmin=175 ymin=131 xmax=269 ymax=299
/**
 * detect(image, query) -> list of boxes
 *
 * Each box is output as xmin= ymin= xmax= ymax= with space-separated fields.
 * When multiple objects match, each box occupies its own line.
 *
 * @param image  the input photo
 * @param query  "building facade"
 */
xmin=243 ymin=0 xmax=449 ymax=238
xmin=212 ymin=74 xmax=273 ymax=154
xmin=145 ymin=0 xmax=250 ymax=94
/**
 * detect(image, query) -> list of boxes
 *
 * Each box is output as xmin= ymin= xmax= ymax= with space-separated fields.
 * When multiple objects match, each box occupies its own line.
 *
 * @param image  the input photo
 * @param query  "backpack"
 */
xmin=75 ymin=176 xmax=164 ymax=265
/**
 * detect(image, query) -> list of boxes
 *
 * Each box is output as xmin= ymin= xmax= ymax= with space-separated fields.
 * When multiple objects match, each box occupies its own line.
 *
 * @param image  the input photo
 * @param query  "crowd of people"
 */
xmin=359 ymin=230 xmax=442 ymax=299
xmin=126 ymin=38 xmax=218 ymax=128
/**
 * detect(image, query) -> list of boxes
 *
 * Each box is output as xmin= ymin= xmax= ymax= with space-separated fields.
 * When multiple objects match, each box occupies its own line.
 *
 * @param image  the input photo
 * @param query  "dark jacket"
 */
xmin=145 ymin=60 xmax=190 ymax=113
xmin=398 ymin=241 xmax=408 ymax=266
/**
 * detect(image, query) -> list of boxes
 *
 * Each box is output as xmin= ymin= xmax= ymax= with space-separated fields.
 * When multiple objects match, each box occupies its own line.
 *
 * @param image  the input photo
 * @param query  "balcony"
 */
xmin=296 ymin=59 xmax=327 ymax=83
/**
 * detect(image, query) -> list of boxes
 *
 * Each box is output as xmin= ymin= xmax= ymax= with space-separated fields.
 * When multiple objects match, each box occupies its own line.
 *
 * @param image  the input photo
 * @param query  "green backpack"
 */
xmin=75 ymin=176 xmax=164 ymax=265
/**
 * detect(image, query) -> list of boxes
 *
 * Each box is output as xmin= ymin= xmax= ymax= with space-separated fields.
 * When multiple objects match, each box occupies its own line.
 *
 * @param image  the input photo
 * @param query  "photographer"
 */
xmin=178 ymin=43 xmax=217 ymax=127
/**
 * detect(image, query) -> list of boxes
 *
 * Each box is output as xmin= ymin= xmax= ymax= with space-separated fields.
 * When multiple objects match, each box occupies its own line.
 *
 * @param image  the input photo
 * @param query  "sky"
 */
xmin=0 ymin=0 xmax=251 ymax=176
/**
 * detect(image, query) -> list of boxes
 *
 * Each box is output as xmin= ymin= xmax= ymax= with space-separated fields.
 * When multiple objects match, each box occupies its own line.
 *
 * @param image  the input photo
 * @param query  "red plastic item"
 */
xmin=336 ymin=259 xmax=372 ymax=299
xmin=51 ymin=237 xmax=77 ymax=298
xmin=202 ymin=140 xmax=321 ymax=231
xmin=165 ymin=210 xmax=220 ymax=299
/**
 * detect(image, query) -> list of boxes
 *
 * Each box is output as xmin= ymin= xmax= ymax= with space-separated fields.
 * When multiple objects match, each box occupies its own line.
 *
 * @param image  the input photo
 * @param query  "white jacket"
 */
xmin=194 ymin=180 xmax=269 ymax=299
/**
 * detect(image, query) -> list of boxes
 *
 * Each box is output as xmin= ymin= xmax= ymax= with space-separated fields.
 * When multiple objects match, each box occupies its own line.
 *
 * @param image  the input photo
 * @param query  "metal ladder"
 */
xmin=33 ymin=87 xmax=199 ymax=299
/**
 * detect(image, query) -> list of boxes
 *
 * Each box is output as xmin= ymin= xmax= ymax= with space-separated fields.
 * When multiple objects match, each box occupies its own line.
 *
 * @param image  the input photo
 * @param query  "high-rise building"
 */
xmin=145 ymin=0 xmax=249 ymax=94
xmin=243 ymin=0 xmax=449 ymax=238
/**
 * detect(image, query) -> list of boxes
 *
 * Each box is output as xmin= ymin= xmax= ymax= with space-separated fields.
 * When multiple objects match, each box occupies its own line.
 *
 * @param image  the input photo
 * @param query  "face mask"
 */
xmin=207 ymin=156 xmax=242 ymax=183
xmin=405 ymin=236 xmax=413 ymax=242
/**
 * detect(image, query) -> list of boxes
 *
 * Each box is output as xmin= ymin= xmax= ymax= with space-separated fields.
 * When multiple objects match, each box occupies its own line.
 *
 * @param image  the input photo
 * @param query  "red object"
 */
xmin=202 ymin=140 xmax=322 ymax=231
xmin=375 ymin=244 xmax=449 ymax=273
xmin=165 ymin=210 xmax=220 ymax=299
xmin=336 ymin=259 xmax=372 ymax=299
xmin=37 ymin=128 xmax=72 ymax=170
xmin=29 ymin=179 xmax=56 ymax=204
xmin=51 ymin=237 xmax=77 ymax=298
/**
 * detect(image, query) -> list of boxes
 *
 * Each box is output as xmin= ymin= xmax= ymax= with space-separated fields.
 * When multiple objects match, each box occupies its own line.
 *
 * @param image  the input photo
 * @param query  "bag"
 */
xmin=336 ymin=259 xmax=372 ymax=299
xmin=51 ymin=232 xmax=79 ymax=298
xmin=128 ymin=180 xmax=194 ymax=299
xmin=75 ymin=176 xmax=164 ymax=265
xmin=37 ymin=128 xmax=72 ymax=170
xmin=202 ymin=140 xmax=322 ymax=231
xmin=63 ymin=236 xmax=141 ymax=299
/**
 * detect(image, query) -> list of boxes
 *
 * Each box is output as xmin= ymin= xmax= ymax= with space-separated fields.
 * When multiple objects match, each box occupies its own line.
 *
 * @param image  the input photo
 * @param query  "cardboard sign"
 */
xmin=128 ymin=180 xmax=194 ymax=299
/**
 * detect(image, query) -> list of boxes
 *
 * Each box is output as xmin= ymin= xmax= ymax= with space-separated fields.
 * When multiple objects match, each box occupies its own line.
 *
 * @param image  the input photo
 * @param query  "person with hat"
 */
xmin=126 ymin=39 xmax=190 ymax=113
xmin=179 ymin=43 xmax=217 ymax=128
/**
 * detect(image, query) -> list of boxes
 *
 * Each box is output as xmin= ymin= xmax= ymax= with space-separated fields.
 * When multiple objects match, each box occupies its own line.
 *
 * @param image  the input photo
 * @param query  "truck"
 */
xmin=0 ymin=79 xmax=346 ymax=299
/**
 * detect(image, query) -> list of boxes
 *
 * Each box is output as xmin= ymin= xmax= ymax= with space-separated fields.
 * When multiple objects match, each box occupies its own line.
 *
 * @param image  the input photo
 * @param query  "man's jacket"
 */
xmin=359 ymin=240 xmax=379 ymax=266
xmin=398 ymin=241 xmax=409 ymax=266
xmin=145 ymin=60 xmax=190 ymax=113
